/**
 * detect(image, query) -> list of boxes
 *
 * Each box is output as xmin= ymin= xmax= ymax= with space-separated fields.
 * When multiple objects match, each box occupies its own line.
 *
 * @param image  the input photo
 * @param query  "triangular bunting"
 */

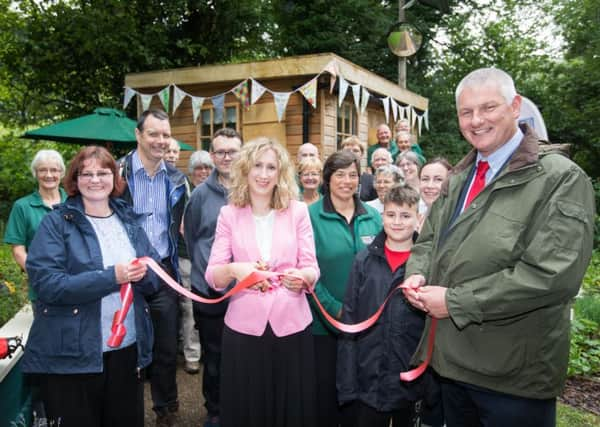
xmin=424 ymin=109 xmax=429 ymax=131
xmin=299 ymin=77 xmax=318 ymax=108
xmin=351 ymin=84 xmax=360 ymax=112
xmin=390 ymin=98 xmax=398 ymax=122
xmin=360 ymin=87 xmax=370 ymax=114
xmin=399 ymin=105 xmax=406 ymax=121
xmin=382 ymin=97 xmax=390 ymax=123
xmin=338 ymin=75 xmax=348 ymax=107
xmin=251 ymin=79 xmax=267 ymax=105
xmin=273 ymin=91 xmax=291 ymax=122
xmin=191 ymin=96 xmax=205 ymax=123
xmin=212 ymin=94 xmax=225 ymax=124
xmin=158 ymin=86 xmax=170 ymax=113
xmin=123 ymin=87 xmax=136 ymax=110
xmin=411 ymin=106 xmax=417 ymax=129
xmin=232 ymin=80 xmax=251 ymax=110
xmin=323 ymin=60 xmax=338 ymax=94
xmin=417 ymin=114 xmax=423 ymax=136
xmin=140 ymin=94 xmax=153 ymax=111
xmin=172 ymin=85 xmax=187 ymax=115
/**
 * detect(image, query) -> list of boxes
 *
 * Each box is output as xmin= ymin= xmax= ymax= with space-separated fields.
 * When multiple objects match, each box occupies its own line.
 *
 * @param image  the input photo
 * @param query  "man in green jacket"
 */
xmin=403 ymin=68 xmax=595 ymax=426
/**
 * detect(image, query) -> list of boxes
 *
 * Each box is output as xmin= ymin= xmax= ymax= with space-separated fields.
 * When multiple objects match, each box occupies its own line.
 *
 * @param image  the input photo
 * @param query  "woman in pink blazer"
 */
xmin=205 ymin=138 xmax=320 ymax=427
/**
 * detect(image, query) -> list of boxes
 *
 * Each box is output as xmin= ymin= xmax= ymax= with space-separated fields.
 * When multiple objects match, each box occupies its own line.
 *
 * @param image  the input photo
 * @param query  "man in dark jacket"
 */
xmin=183 ymin=127 xmax=242 ymax=427
xmin=403 ymin=68 xmax=595 ymax=426
xmin=120 ymin=109 xmax=188 ymax=427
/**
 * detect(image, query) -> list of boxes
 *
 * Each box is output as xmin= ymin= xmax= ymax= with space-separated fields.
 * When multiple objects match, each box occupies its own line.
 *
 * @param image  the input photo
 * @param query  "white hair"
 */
xmin=455 ymin=68 xmax=517 ymax=108
xmin=188 ymin=150 xmax=214 ymax=174
xmin=30 ymin=149 xmax=66 ymax=178
xmin=371 ymin=147 xmax=393 ymax=164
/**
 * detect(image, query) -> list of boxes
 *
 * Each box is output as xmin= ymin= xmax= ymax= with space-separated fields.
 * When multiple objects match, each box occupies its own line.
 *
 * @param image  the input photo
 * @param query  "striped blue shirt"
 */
xmin=131 ymin=150 xmax=170 ymax=258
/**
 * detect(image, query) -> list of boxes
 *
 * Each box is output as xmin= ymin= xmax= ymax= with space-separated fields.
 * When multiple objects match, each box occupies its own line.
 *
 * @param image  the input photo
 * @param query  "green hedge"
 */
xmin=0 ymin=244 xmax=28 ymax=327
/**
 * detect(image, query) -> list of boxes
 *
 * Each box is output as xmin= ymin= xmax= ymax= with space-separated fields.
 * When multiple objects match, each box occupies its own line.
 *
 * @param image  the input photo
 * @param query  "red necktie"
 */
xmin=465 ymin=160 xmax=490 ymax=208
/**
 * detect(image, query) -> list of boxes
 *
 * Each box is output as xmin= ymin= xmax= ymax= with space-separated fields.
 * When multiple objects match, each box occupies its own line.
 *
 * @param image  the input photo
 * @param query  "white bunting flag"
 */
xmin=251 ymin=79 xmax=267 ymax=104
xmin=360 ymin=87 xmax=370 ymax=114
xmin=382 ymin=97 xmax=390 ymax=123
xmin=172 ymin=85 xmax=187 ymax=115
xmin=338 ymin=75 xmax=348 ymax=107
xmin=299 ymin=77 xmax=317 ymax=108
xmin=417 ymin=114 xmax=423 ymax=136
xmin=140 ymin=94 xmax=153 ymax=111
xmin=191 ymin=96 xmax=205 ymax=123
xmin=424 ymin=109 xmax=429 ymax=131
xmin=273 ymin=91 xmax=291 ymax=122
xmin=123 ymin=87 xmax=136 ymax=110
xmin=411 ymin=106 xmax=417 ymax=129
xmin=323 ymin=60 xmax=338 ymax=94
xmin=390 ymin=98 xmax=398 ymax=122
xmin=351 ymin=84 xmax=360 ymax=112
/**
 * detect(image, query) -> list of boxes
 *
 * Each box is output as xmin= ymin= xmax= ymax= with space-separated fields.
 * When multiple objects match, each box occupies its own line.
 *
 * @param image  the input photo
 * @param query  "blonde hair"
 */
xmin=229 ymin=137 xmax=298 ymax=209
xmin=298 ymin=156 xmax=323 ymax=175
xmin=340 ymin=135 xmax=366 ymax=156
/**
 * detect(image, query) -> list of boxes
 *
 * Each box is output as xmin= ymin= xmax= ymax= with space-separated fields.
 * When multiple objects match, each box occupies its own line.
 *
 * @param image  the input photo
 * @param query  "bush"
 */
xmin=0 ymin=244 xmax=28 ymax=327
xmin=582 ymin=250 xmax=600 ymax=296
xmin=568 ymin=316 xmax=600 ymax=377
xmin=575 ymin=295 xmax=600 ymax=325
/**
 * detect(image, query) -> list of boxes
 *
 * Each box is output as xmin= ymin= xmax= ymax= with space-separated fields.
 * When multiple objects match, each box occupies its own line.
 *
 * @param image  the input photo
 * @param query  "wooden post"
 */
xmin=398 ymin=0 xmax=407 ymax=88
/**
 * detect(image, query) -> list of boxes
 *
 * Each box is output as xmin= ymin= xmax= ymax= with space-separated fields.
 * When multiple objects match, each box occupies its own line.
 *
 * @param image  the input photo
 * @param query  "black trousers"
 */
xmin=441 ymin=378 xmax=556 ymax=427
xmin=340 ymin=400 xmax=415 ymax=427
xmin=192 ymin=301 xmax=226 ymax=417
xmin=38 ymin=344 xmax=143 ymax=427
xmin=314 ymin=333 xmax=340 ymax=427
xmin=146 ymin=259 xmax=179 ymax=414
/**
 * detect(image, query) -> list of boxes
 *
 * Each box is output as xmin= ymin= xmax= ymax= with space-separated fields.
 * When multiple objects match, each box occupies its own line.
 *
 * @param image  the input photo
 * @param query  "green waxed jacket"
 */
xmin=406 ymin=125 xmax=596 ymax=399
xmin=308 ymin=196 xmax=382 ymax=336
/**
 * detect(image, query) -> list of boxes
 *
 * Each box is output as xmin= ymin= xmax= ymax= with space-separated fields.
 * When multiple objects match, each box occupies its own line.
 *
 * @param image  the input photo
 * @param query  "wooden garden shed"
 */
xmin=124 ymin=53 xmax=429 ymax=169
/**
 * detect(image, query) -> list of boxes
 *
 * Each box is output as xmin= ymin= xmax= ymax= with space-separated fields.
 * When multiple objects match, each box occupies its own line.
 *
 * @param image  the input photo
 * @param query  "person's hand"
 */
xmin=230 ymin=262 xmax=271 ymax=292
xmin=417 ymin=286 xmax=449 ymax=319
xmin=281 ymin=268 xmax=306 ymax=293
xmin=115 ymin=260 xmax=147 ymax=284
xmin=402 ymin=274 xmax=427 ymax=311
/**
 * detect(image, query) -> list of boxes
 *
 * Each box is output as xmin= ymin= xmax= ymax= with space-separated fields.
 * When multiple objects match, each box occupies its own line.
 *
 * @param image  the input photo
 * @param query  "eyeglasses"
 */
xmin=332 ymin=171 xmax=359 ymax=180
xmin=37 ymin=167 xmax=61 ymax=175
xmin=213 ymin=150 xmax=239 ymax=159
xmin=78 ymin=171 xmax=113 ymax=181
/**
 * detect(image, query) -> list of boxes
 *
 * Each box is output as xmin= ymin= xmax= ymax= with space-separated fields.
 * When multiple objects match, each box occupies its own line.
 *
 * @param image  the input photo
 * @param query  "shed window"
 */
xmin=336 ymin=101 xmax=357 ymax=148
xmin=198 ymin=104 xmax=239 ymax=150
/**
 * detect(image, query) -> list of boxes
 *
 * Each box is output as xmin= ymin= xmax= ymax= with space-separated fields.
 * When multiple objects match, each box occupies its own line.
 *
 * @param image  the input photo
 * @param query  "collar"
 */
xmin=132 ymin=149 xmax=166 ymax=177
xmin=323 ymin=193 xmax=367 ymax=217
xmin=476 ymin=127 xmax=523 ymax=178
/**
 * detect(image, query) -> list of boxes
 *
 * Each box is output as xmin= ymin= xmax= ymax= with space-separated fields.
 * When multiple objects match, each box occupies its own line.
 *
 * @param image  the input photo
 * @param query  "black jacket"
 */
xmin=337 ymin=231 xmax=432 ymax=411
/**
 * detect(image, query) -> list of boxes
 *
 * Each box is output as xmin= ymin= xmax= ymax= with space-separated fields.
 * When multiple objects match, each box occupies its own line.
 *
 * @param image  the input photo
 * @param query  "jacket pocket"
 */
xmin=38 ymin=305 xmax=82 ymax=357
xmin=552 ymin=200 xmax=588 ymax=251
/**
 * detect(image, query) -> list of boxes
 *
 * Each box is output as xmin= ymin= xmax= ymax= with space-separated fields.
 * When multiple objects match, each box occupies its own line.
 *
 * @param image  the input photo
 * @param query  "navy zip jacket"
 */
xmin=22 ymin=196 xmax=161 ymax=374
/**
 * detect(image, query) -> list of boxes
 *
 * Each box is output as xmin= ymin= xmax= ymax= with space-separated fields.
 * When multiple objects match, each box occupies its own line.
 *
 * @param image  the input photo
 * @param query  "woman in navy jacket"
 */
xmin=23 ymin=146 xmax=160 ymax=427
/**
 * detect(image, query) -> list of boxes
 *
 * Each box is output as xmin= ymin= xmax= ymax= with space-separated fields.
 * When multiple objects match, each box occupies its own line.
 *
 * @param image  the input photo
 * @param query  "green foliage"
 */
xmin=0 ymin=244 xmax=28 ymax=328
xmin=582 ymin=250 xmax=600 ymax=296
xmin=568 ymin=316 xmax=600 ymax=377
xmin=575 ymin=295 xmax=600 ymax=326
xmin=557 ymin=403 xmax=600 ymax=427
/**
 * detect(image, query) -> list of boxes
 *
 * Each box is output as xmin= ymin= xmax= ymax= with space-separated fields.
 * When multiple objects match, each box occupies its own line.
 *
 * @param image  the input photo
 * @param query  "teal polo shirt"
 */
xmin=3 ymin=188 xmax=67 ymax=300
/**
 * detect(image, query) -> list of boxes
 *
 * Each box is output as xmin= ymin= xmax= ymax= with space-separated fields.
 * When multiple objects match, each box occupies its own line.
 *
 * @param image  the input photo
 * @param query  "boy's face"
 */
xmin=383 ymin=202 xmax=418 ymax=244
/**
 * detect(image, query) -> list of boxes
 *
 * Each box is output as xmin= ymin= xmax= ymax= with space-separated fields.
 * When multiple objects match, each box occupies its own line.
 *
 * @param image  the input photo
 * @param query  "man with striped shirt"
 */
xmin=120 ymin=109 xmax=188 ymax=427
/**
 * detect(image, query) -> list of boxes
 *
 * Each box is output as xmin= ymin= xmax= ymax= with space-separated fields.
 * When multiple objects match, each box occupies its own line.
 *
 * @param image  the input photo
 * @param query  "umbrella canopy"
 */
xmin=178 ymin=140 xmax=194 ymax=151
xmin=22 ymin=107 xmax=138 ymax=145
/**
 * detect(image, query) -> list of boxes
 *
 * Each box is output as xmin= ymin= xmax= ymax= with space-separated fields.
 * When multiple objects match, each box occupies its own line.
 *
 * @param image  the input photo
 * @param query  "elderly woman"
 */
xmin=188 ymin=150 xmax=214 ymax=186
xmin=22 ymin=146 xmax=160 ymax=427
xmin=308 ymin=150 xmax=382 ymax=427
xmin=206 ymin=138 xmax=319 ymax=427
xmin=396 ymin=151 xmax=422 ymax=191
xmin=4 ymin=149 xmax=67 ymax=301
xmin=298 ymin=156 xmax=323 ymax=206
xmin=366 ymin=165 xmax=404 ymax=214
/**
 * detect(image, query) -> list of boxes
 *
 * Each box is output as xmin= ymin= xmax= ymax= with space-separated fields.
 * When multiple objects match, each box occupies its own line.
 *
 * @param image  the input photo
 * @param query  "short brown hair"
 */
xmin=340 ymin=136 xmax=366 ymax=156
xmin=63 ymin=146 xmax=125 ymax=197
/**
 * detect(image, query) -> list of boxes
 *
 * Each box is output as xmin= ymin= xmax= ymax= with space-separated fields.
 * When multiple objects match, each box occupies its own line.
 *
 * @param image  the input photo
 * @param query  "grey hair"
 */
xmin=30 ymin=149 xmax=66 ymax=178
xmin=455 ymin=68 xmax=517 ymax=108
xmin=375 ymin=164 xmax=404 ymax=183
xmin=371 ymin=147 xmax=393 ymax=164
xmin=188 ymin=150 xmax=214 ymax=174
xmin=396 ymin=150 xmax=423 ymax=172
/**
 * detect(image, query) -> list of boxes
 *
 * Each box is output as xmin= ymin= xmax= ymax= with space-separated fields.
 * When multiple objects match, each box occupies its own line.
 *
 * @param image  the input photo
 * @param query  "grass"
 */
xmin=558 ymin=403 xmax=600 ymax=427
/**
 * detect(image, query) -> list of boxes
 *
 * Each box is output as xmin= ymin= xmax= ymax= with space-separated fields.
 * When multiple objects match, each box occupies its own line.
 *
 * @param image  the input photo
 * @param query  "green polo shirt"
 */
xmin=3 ymin=188 xmax=67 ymax=300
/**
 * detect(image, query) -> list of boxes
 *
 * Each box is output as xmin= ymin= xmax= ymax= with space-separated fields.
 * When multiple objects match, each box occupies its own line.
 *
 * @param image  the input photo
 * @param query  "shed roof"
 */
xmin=125 ymin=52 xmax=428 ymax=111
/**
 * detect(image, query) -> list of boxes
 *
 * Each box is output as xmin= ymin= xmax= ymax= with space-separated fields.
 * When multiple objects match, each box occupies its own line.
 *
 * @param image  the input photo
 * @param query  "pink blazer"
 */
xmin=205 ymin=199 xmax=320 ymax=337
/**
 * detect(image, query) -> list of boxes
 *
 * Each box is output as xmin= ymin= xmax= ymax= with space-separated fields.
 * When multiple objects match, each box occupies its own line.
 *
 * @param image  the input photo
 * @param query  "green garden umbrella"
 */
xmin=22 ymin=107 xmax=138 ymax=145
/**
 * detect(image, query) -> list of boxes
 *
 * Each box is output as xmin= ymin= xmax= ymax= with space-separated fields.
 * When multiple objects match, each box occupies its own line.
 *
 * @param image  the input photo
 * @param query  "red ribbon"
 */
xmin=107 ymin=283 xmax=134 ymax=348
xmin=135 ymin=256 xmax=435 ymax=381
